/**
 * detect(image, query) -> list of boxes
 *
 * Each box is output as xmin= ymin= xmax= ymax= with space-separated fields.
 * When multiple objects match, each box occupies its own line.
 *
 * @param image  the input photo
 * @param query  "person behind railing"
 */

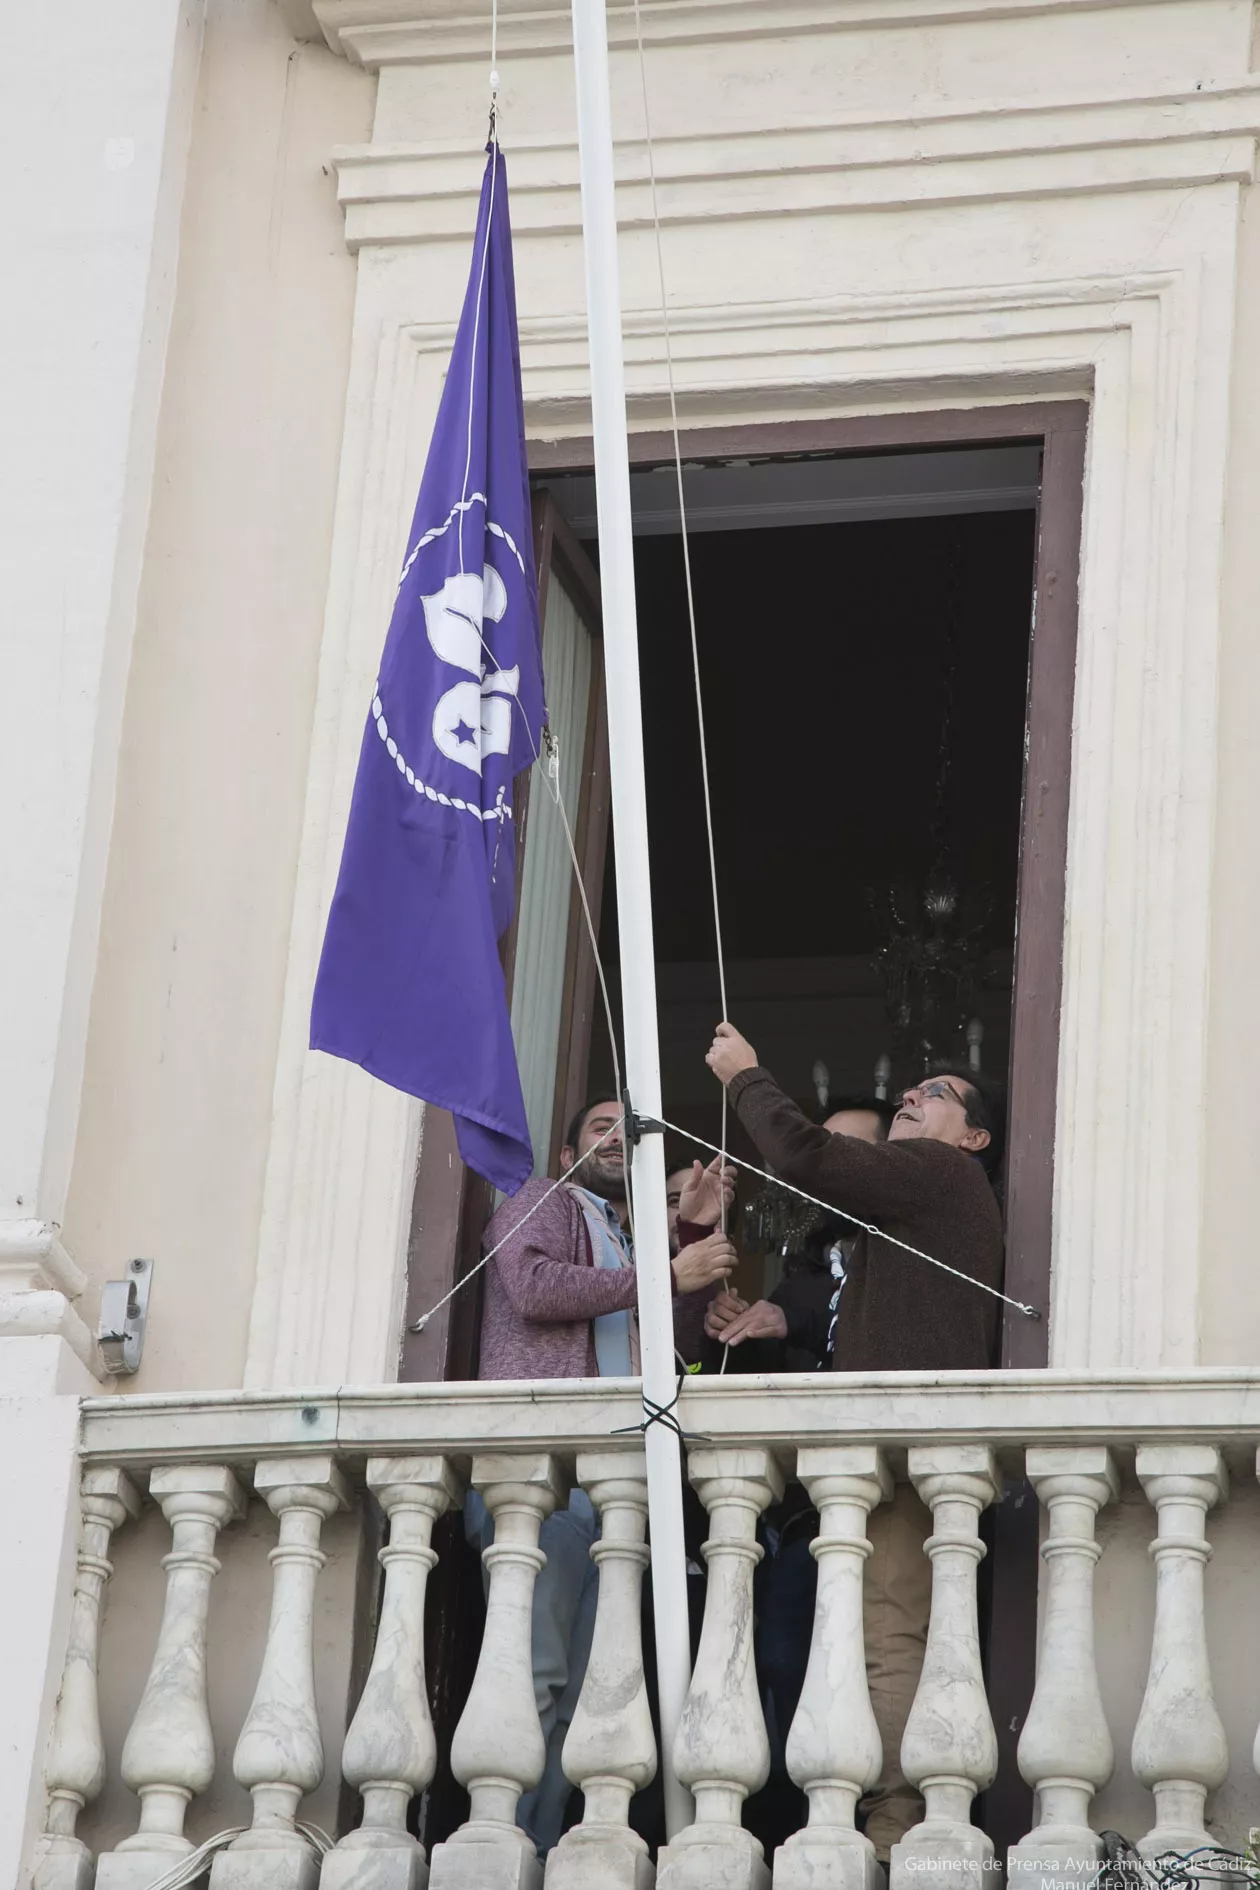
xmin=704 ymin=1091 xmax=894 ymax=1851
xmin=711 ymin=1093 xmax=897 ymax=1376
xmin=470 ymin=1095 xmax=736 ymax=1858
xmin=665 ymin=1156 xmax=697 ymax=1257
xmin=704 ymin=1024 xmax=1006 ymax=1864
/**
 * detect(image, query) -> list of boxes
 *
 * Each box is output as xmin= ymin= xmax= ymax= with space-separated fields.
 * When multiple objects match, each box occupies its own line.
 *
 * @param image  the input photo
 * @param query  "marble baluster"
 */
xmin=1131 ymin=1445 xmax=1228 ymax=1856
xmin=656 ymin=1446 xmax=785 ymax=1890
xmin=1009 ymin=1448 xmax=1119 ymax=1890
xmin=546 ymin=1449 xmax=657 ymax=1890
xmin=32 ymin=1468 xmax=141 ymax=1890
xmin=890 ymin=1446 xmax=1000 ymax=1890
xmin=324 ymin=1455 xmax=461 ymax=1890
xmin=94 ymin=1466 xmax=246 ymax=1890
xmin=774 ymin=1446 xmax=892 ymax=1890
xmin=210 ymin=1455 xmax=350 ymax=1890
xmin=429 ymin=1452 xmax=566 ymax=1890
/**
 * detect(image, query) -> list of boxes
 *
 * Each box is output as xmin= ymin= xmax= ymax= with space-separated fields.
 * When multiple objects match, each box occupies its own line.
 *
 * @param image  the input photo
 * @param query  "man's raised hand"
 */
xmin=704 ymin=1286 xmax=748 ymax=1340
xmin=677 ymin=1155 xmax=736 ymax=1229
xmin=706 ymin=1021 xmax=759 ymax=1086
xmin=718 ymin=1298 xmax=788 ymax=1347
xmin=672 ymin=1232 xmax=736 ymax=1295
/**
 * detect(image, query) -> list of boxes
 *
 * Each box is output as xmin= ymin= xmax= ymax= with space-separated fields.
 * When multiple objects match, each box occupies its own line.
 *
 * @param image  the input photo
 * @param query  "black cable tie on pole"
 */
xmin=620 ymin=1088 xmax=666 ymax=1147
xmin=612 ymin=1372 xmax=709 ymax=1445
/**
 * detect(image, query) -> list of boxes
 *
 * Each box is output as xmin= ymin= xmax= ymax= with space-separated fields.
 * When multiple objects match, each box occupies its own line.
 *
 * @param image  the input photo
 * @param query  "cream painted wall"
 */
xmin=61 ymin=0 xmax=374 ymax=1392
xmin=1201 ymin=174 xmax=1260 ymax=1367
xmin=0 ymin=0 xmax=205 ymax=1365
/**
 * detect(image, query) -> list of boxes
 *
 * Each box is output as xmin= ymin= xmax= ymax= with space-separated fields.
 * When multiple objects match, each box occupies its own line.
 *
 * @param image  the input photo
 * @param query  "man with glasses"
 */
xmin=703 ymin=1023 xmax=1005 ymax=1862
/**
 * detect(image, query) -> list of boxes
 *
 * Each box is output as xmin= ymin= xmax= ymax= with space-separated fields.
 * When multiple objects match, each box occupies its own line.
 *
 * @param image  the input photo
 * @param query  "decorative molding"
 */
xmin=309 ymin=0 xmax=1225 ymax=68
xmin=245 ymin=316 xmax=427 ymax=1393
xmin=0 ymin=1220 xmax=87 ymax=1299
xmin=332 ymin=83 xmax=1260 ymax=249
xmin=0 ymin=1220 xmax=98 ymax=1374
xmin=250 ymin=240 xmax=1238 ymax=1380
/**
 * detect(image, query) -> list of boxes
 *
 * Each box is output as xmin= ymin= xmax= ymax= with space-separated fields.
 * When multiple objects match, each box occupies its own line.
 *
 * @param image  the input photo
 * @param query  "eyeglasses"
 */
xmin=900 ymin=1078 xmax=969 ymax=1109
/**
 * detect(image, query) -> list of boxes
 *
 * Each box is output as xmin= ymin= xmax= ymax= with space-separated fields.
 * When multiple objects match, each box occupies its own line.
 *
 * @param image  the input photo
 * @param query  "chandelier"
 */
xmin=740 ymin=524 xmax=992 ymax=1263
xmin=869 ymin=520 xmax=992 ymax=1094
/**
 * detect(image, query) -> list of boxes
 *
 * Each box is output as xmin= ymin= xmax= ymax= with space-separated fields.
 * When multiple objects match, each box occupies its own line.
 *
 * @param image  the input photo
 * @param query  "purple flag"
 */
xmin=311 ymin=144 xmax=546 ymax=1194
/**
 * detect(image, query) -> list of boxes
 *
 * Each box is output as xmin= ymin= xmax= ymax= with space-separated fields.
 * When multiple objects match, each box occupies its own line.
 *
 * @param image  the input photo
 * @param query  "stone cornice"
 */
xmin=332 ymin=81 xmax=1260 ymax=247
xmin=286 ymin=0 xmax=1216 ymax=65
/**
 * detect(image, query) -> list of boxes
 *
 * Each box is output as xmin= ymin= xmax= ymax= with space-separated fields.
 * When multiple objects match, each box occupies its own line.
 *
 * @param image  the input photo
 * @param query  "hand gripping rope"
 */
xmin=407 ymin=1098 xmax=1042 ymax=1342
xmin=643 ymin=1111 xmax=1041 ymax=1323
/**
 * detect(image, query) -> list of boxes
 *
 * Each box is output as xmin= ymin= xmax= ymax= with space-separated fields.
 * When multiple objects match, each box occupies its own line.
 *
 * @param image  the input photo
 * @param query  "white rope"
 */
xmin=541 ymin=730 xmax=635 ymax=1232
xmin=489 ymin=0 xmax=500 ymax=120
xmin=658 ymin=1114 xmax=1040 ymax=1319
xmin=131 ymin=1824 xmax=334 ymax=1890
xmin=409 ymin=1118 xmax=625 ymax=1333
xmin=462 ymin=609 xmax=630 ymax=1223
xmin=630 ymin=0 xmax=734 ymax=1367
xmin=459 ymin=142 xmax=498 ymax=579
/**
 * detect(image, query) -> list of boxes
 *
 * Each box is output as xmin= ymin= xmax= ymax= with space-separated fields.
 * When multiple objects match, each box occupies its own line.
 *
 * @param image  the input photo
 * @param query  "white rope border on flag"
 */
xmin=371 ymin=687 xmax=512 ymax=826
xmin=396 ymin=497 xmax=528 ymax=593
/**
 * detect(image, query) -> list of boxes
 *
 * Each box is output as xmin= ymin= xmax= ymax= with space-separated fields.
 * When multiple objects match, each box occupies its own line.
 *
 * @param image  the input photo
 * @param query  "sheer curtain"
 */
xmin=509 ymin=571 xmax=593 ymax=1180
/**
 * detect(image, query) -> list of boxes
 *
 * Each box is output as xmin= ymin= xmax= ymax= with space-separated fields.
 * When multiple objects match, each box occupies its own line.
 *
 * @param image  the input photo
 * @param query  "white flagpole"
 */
xmin=570 ymin=0 xmax=694 ymax=1839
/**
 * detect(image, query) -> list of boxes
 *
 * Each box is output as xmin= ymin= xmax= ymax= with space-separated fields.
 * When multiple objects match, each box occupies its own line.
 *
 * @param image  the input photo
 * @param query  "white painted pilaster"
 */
xmin=0 ymin=0 xmax=206 ymax=1354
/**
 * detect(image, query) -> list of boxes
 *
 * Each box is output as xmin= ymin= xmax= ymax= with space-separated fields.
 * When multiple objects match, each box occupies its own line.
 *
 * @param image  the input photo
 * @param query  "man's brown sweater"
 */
xmin=728 ymin=1067 xmax=1005 ymax=1372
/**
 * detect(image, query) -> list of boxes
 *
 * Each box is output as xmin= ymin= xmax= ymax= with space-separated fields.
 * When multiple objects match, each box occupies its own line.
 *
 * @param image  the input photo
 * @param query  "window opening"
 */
xmin=536 ymin=443 xmax=1039 ymax=1315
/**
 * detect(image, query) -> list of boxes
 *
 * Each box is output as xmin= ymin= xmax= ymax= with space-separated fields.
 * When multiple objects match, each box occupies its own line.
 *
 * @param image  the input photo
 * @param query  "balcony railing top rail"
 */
xmin=79 ymin=1366 xmax=1260 ymax=1468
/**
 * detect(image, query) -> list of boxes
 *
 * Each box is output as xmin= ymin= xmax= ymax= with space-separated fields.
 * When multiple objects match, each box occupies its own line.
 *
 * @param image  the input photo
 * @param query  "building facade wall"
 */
xmin=6 ymin=0 xmax=1260 ymax=1858
xmin=251 ymin=0 xmax=1260 ymax=1388
xmin=59 ymin=0 xmax=373 ymax=1392
xmin=10 ymin=0 xmax=1256 ymax=1394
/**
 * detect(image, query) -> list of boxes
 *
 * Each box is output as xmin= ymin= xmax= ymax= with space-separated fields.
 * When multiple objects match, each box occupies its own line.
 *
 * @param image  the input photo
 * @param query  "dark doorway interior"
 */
xmin=584 ymin=500 xmax=1037 ymax=1301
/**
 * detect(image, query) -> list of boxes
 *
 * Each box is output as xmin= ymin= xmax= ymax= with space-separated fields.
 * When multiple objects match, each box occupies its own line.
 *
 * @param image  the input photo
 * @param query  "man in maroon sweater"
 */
xmin=705 ymin=1022 xmax=1005 ymax=1860
xmin=473 ymin=1096 xmax=735 ymax=1855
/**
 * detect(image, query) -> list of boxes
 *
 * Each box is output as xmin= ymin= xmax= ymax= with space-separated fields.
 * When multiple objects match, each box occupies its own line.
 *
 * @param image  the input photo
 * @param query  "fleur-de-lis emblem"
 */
xmin=422 ymin=565 xmax=520 ymax=775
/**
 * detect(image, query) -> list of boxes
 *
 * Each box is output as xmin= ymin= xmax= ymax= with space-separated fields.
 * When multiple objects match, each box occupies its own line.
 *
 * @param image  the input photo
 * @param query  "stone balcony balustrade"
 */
xmin=26 ymin=1370 xmax=1260 ymax=1888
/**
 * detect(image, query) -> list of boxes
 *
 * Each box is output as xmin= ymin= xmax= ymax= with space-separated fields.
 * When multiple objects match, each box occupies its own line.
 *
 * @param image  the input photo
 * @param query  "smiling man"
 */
xmin=703 ymin=1022 xmax=1006 ymax=1860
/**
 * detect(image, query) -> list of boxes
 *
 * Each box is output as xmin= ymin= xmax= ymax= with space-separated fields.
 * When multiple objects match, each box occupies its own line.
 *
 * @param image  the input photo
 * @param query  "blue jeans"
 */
xmin=464 ymin=1487 xmax=600 ymax=1856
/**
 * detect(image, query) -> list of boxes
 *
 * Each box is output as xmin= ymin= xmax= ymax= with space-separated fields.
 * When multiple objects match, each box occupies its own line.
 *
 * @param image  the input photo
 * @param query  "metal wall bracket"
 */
xmin=98 ymin=1258 xmax=153 ymax=1376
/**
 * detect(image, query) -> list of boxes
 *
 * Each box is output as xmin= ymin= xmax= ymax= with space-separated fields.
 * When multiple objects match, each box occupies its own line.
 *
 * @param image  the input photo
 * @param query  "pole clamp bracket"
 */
xmin=621 ymin=1089 xmax=665 ymax=1146
xmin=97 ymin=1258 xmax=153 ymax=1377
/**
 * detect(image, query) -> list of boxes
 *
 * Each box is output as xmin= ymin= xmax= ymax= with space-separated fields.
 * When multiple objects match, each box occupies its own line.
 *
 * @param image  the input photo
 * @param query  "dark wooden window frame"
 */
xmin=406 ymin=401 xmax=1086 ymax=1379
xmin=529 ymin=400 xmax=1087 ymax=1365
xmin=404 ymin=398 xmax=1088 ymax=1375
